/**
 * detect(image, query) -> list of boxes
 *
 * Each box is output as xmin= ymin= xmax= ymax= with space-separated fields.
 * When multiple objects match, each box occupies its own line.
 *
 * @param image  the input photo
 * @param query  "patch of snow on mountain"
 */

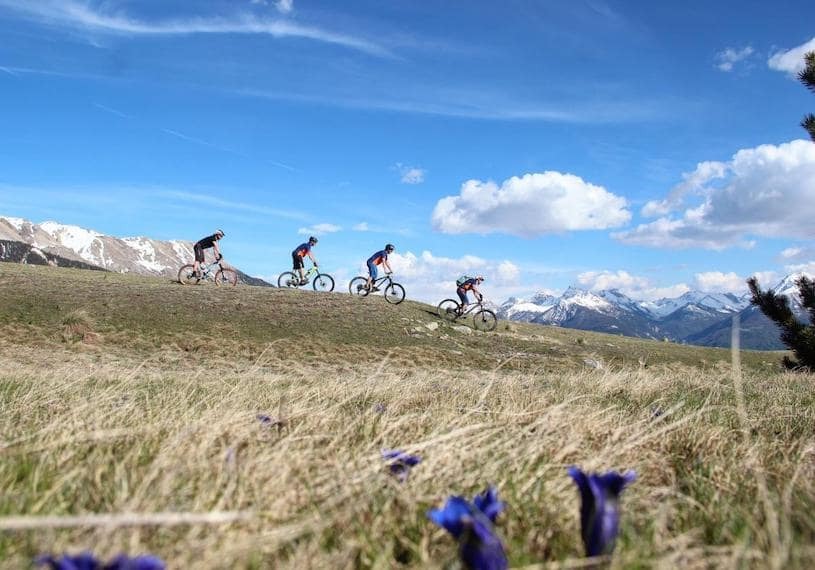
xmin=39 ymin=221 xmax=103 ymax=264
xmin=560 ymin=287 xmax=612 ymax=311
xmin=123 ymin=237 xmax=167 ymax=273
xmin=510 ymin=302 xmax=554 ymax=314
xmin=2 ymin=216 xmax=27 ymax=231
xmin=170 ymin=240 xmax=192 ymax=262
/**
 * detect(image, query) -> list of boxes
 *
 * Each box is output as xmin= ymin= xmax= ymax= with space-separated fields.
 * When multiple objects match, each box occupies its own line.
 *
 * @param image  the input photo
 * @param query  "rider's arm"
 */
xmin=309 ymin=252 xmax=318 ymax=266
xmin=384 ymin=260 xmax=393 ymax=273
xmin=213 ymin=243 xmax=222 ymax=260
xmin=473 ymin=286 xmax=483 ymax=300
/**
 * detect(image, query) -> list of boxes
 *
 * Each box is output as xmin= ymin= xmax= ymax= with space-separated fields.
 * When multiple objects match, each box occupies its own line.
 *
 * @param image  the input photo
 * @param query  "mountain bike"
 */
xmin=437 ymin=298 xmax=497 ymax=331
xmin=348 ymin=273 xmax=406 ymax=304
xmin=277 ymin=264 xmax=335 ymax=291
xmin=177 ymin=260 xmax=238 ymax=286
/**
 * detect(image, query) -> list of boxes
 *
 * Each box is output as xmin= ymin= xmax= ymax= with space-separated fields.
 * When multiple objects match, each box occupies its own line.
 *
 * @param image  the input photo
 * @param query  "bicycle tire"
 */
xmin=215 ymin=268 xmax=238 ymax=287
xmin=437 ymin=299 xmax=460 ymax=322
xmin=313 ymin=273 xmax=335 ymax=292
xmin=384 ymin=282 xmax=406 ymax=304
xmin=349 ymin=276 xmax=369 ymax=296
xmin=178 ymin=264 xmax=200 ymax=286
xmin=278 ymin=271 xmax=300 ymax=288
xmin=473 ymin=308 xmax=498 ymax=332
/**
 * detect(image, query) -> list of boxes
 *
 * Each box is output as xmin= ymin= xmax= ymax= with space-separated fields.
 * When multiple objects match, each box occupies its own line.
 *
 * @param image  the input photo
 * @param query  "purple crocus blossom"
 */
xmin=567 ymin=466 xmax=637 ymax=557
xmin=427 ymin=487 xmax=508 ymax=570
xmin=35 ymin=553 xmax=165 ymax=570
xmin=381 ymin=449 xmax=422 ymax=482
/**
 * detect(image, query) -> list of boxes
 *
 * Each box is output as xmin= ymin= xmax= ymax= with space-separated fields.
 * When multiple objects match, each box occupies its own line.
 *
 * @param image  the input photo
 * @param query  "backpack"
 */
xmin=456 ymin=275 xmax=472 ymax=287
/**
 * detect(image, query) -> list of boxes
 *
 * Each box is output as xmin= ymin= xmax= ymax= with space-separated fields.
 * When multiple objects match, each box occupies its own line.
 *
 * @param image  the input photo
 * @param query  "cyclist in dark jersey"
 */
xmin=366 ymin=244 xmax=395 ymax=291
xmin=457 ymin=275 xmax=485 ymax=314
xmin=193 ymin=229 xmax=224 ymax=277
xmin=292 ymin=236 xmax=319 ymax=285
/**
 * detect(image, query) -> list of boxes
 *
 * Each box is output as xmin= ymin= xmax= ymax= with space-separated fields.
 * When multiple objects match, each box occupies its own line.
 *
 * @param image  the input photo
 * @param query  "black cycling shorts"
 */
xmin=194 ymin=244 xmax=205 ymax=263
xmin=292 ymin=253 xmax=304 ymax=270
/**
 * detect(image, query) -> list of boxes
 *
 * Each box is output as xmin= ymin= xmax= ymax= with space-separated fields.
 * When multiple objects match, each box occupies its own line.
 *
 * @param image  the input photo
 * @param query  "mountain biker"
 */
xmin=193 ymin=229 xmax=224 ymax=278
xmin=292 ymin=236 xmax=319 ymax=285
xmin=457 ymin=275 xmax=485 ymax=314
xmin=366 ymin=243 xmax=395 ymax=291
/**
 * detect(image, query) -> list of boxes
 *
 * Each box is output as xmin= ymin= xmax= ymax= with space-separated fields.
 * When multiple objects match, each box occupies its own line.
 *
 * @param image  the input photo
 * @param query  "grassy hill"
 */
xmin=1 ymin=263 xmax=813 ymax=569
xmin=0 ymin=263 xmax=785 ymax=372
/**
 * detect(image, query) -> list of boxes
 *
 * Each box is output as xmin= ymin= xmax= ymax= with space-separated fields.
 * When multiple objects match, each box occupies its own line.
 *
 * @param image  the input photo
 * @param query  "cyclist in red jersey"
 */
xmin=292 ymin=236 xmax=319 ymax=285
xmin=457 ymin=276 xmax=485 ymax=314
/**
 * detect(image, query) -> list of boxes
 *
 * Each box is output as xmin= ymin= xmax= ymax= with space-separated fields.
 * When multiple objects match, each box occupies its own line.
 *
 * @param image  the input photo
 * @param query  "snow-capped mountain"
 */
xmin=496 ymin=280 xmax=797 ymax=348
xmin=0 ymin=216 xmax=195 ymax=278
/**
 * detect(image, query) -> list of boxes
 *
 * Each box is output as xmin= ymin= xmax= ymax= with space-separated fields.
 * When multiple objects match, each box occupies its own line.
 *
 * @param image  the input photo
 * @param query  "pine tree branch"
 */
xmin=803 ymin=114 xmax=815 ymax=142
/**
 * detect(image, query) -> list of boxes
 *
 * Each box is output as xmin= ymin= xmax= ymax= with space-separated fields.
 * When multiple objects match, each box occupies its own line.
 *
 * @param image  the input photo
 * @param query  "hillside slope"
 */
xmin=0 ymin=263 xmax=783 ymax=372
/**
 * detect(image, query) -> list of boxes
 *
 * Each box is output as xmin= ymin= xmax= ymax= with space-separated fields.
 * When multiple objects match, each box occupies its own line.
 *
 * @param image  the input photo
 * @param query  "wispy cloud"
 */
xmin=394 ymin=163 xmax=426 ymax=184
xmin=0 ymin=0 xmax=391 ymax=57
xmin=93 ymin=102 xmax=130 ymax=119
xmin=715 ymin=46 xmax=754 ymax=72
xmin=159 ymin=190 xmax=308 ymax=221
xmin=297 ymin=223 xmax=342 ymax=236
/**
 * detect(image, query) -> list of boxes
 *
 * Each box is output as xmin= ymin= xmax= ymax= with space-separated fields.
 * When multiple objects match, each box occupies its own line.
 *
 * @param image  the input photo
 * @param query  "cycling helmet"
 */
xmin=385 ymin=243 xmax=395 ymax=252
xmin=309 ymin=236 xmax=319 ymax=244
xmin=476 ymin=275 xmax=485 ymax=282
xmin=215 ymin=229 xmax=225 ymax=238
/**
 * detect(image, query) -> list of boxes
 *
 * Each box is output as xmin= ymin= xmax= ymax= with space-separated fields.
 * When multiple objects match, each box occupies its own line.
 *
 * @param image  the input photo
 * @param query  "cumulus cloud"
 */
xmin=715 ymin=46 xmax=754 ymax=72
xmin=576 ymin=270 xmax=690 ymax=301
xmin=297 ymin=223 xmax=341 ymax=235
xmin=768 ymin=37 xmax=815 ymax=75
xmin=615 ymin=140 xmax=815 ymax=249
xmin=352 ymin=222 xmax=369 ymax=231
xmin=377 ymin=250 xmax=520 ymax=303
xmin=276 ymin=0 xmax=294 ymax=13
xmin=432 ymin=172 xmax=630 ymax=237
xmin=693 ymin=271 xmax=746 ymax=293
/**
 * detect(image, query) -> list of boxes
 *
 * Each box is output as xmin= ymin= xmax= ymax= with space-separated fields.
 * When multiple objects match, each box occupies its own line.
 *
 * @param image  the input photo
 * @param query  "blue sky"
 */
xmin=1 ymin=0 xmax=814 ymax=302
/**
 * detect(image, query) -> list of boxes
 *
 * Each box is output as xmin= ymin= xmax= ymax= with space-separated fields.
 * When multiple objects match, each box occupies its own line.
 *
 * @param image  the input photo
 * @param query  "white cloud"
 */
xmin=768 ymin=37 xmax=815 ymax=75
xmin=297 ymin=223 xmax=341 ymax=235
xmin=641 ymin=161 xmax=727 ymax=217
xmin=395 ymin=164 xmax=426 ymax=185
xmin=615 ymin=140 xmax=815 ymax=249
xmin=576 ymin=270 xmax=690 ymax=301
xmin=693 ymin=271 xmax=745 ymax=293
xmin=750 ymin=270 xmax=781 ymax=288
xmin=377 ymin=250 xmax=520 ymax=303
xmin=276 ymin=0 xmax=294 ymax=14
xmin=715 ymin=46 xmax=754 ymax=72
xmin=432 ymin=172 xmax=631 ymax=237
xmin=352 ymin=222 xmax=369 ymax=231
xmin=0 ymin=0 xmax=387 ymax=56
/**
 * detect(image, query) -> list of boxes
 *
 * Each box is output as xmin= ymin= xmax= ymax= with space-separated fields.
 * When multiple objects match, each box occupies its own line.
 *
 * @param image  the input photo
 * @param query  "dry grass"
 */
xmin=1 ymin=344 xmax=814 ymax=569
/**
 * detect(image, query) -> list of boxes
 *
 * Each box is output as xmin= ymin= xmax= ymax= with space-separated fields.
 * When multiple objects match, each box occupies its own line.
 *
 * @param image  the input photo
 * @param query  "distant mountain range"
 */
xmin=0 ymin=216 xmax=271 ymax=286
xmin=499 ymin=275 xmax=810 ymax=350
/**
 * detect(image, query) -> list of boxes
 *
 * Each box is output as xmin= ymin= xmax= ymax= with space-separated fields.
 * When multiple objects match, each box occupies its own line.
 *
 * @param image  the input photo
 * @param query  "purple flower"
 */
xmin=382 ymin=449 xmax=422 ymax=482
xmin=35 ymin=553 xmax=165 ymax=570
xmin=567 ymin=466 xmax=637 ymax=557
xmin=427 ymin=487 xmax=507 ymax=570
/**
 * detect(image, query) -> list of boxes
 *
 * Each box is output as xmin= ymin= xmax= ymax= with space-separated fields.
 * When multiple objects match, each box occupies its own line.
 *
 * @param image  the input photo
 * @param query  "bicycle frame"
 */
xmin=456 ymin=300 xmax=487 ymax=316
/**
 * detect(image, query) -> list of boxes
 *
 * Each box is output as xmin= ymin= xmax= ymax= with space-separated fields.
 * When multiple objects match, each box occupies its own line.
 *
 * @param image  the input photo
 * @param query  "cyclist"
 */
xmin=193 ymin=229 xmax=224 ymax=278
xmin=366 ymin=243 xmax=395 ymax=291
xmin=457 ymin=275 xmax=485 ymax=314
xmin=292 ymin=236 xmax=319 ymax=285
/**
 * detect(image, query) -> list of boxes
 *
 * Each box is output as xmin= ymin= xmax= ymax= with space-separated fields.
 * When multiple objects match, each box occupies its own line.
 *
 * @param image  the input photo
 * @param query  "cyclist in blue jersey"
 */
xmin=292 ymin=236 xmax=319 ymax=285
xmin=366 ymin=243 xmax=395 ymax=291
xmin=457 ymin=275 xmax=485 ymax=314
xmin=193 ymin=229 xmax=224 ymax=278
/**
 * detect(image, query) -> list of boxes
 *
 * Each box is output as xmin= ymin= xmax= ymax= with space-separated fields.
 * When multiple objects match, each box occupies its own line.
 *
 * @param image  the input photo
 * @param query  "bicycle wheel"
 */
xmin=215 ymin=268 xmax=238 ymax=287
xmin=278 ymin=271 xmax=299 ymax=288
xmin=349 ymin=276 xmax=369 ymax=296
xmin=473 ymin=308 xmax=498 ymax=332
xmin=313 ymin=273 xmax=335 ymax=292
xmin=384 ymin=282 xmax=406 ymax=304
xmin=178 ymin=264 xmax=200 ymax=285
xmin=437 ymin=299 xmax=460 ymax=321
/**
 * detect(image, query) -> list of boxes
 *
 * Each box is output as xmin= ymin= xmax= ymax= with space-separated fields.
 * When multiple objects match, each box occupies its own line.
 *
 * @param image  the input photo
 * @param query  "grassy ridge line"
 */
xmin=0 ymin=263 xmax=785 ymax=371
xmin=0 ymin=347 xmax=813 ymax=568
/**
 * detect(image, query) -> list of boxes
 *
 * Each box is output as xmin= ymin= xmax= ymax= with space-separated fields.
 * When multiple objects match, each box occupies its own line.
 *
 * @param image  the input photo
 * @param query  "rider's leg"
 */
xmin=457 ymin=288 xmax=469 ymax=314
xmin=367 ymin=262 xmax=378 ymax=290
xmin=293 ymin=253 xmax=305 ymax=284
xmin=194 ymin=245 xmax=205 ymax=277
